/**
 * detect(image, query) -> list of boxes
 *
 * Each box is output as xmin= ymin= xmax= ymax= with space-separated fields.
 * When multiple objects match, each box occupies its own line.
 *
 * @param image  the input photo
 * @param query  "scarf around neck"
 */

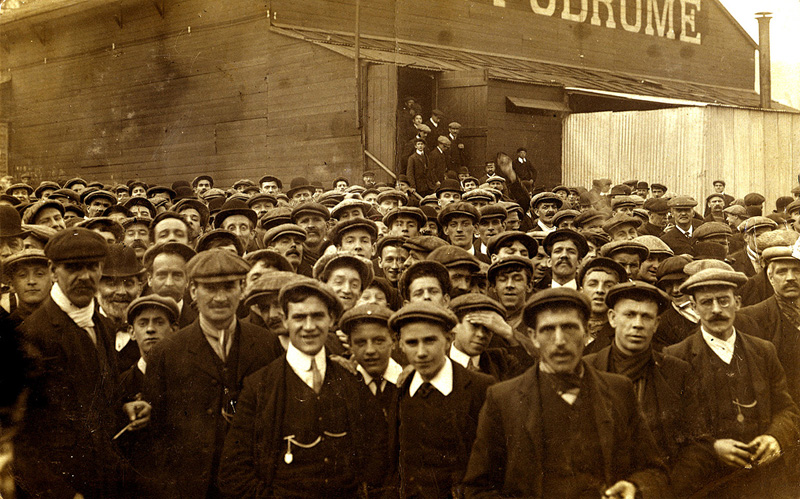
xmin=609 ymin=342 xmax=652 ymax=381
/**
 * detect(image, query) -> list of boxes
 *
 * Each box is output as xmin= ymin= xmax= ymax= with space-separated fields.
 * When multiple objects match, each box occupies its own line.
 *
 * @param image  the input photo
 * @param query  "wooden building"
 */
xmin=0 ymin=0 xmax=782 ymax=189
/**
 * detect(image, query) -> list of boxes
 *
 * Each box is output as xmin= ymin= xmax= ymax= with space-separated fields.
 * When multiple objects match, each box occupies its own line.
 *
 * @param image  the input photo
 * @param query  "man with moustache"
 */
xmin=538 ymin=229 xmax=588 ymax=289
xmin=16 ymin=228 xmax=152 ymax=498
xmin=530 ymin=192 xmax=563 ymax=233
xmin=193 ymin=175 xmax=214 ymax=196
xmin=291 ymin=202 xmax=331 ymax=271
xmin=122 ymin=217 xmax=153 ymax=262
xmin=241 ymin=271 xmax=302 ymax=350
xmin=3 ymin=249 xmax=51 ymax=326
xmin=218 ymin=279 xmax=388 ymax=497
xmin=263 ymin=223 xmax=311 ymax=276
xmin=144 ymin=249 xmax=283 ymax=499
xmin=665 ymin=265 xmax=800 ymax=497
xmin=463 ymin=288 xmax=669 ymax=498
xmin=660 ymin=196 xmax=702 ymax=255
xmin=97 ymin=244 xmax=147 ymax=372
xmin=377 ymin=236 xmax=408 ymax=286
xmin=144 ymin=242 xmax=198 ymax=328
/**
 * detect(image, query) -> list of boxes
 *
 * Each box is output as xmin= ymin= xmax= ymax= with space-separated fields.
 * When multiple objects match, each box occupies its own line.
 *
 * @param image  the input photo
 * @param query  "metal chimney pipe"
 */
xmin=756 ymin=12 xmax=772 ymax=109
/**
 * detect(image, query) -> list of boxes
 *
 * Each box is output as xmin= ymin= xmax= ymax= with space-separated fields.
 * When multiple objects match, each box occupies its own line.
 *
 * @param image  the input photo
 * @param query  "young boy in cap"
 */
xmin=388 ymin=301 xmax=495 ymax=497
xmin=3 ymin=248 xmax=51 ymax=326
xmin=578 ymin=257 xmax=628 ymax=355
xmin=339 ymin=302 xmax=403 ymax=416
xmin=463 ymin=288 xmax=669 ymax=498
xmin=399 ymin=260 xmax=452 ymax=307
xmin=485 ymin=256 xmax=538 ymax=367
xmin=438 ymin=201 xmax=480 ymax=254
xmin=144 ymin=249 xmax=283 ymax=499
xmin=376 ymin=235 xmax=408 ymax=285
xmin=218 ymin=278 xmax=388 ymax=497
xmin=329 ymin=217 xmax=378 ymax=260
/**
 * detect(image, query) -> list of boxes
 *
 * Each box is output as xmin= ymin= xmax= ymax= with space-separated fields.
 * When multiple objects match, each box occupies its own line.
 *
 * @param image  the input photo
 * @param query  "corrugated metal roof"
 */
xmin=272 ymin=24 xmax=793 ymax=111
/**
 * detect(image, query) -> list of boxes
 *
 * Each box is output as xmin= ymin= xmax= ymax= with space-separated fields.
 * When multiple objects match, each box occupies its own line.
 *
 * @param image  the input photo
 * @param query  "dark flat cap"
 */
xmin=330 ymin=198 xmax=372 ymax=220
xmin=34 ymin=181 xmax=61 ymax=198
xmin=680 ymin=268 xmax=748 ymax=293
xmin=21 ymin=200 xmax=64 ymax=225
xmin=258 ymin=175 xmax=282 ymax=189
xmin=260 ymin=207 xmax=293 ymax=231
xmin=580 ymin=229 xmax=610 ymax=248
xmin=263 ymin=223 xmax=307 ymax=247
xmin=376 ymin=189 xmax=408 ymax=205
xmin=126 ymin=294 xmax=180 ymax=324
xmin=602 ymin=213 xmax=642 ymax=234
xmin=279 ymin=277 xmax=343 ymax=320
xmin=611 ymin=196 xmax=636 ymax=209
xmin=83 ymin=190 xmax=118 ymax=206
xmin=486 ymin=231 xmax=538 ymax=258
xmin=542 ymin=229 xmax=589 ymax=258
xmin=552 ymin=209 xmax=580 ymax=227
xmin=427 ymin=245 xmax=480 ymax=271
xmin=403 ymin=235 xmax=448 ymax=254
xmin=655 ymin=255 xmax=693 ymax=287
xmin=523 ymin=288 xmax=590 ymax=327
xmin=124 ymin=197 xmax=157 ymax=218
xmin=479 ymin=204 xmax=508 ymax=222
xmin=243 ymin=249 xmax=294 ymax=272
xmin=313 ymin=251 xmax=374 ymax=288
xmin=599 ymin=240 xmax=649 ymax=261
xmin=744 ymin=193 xmax=765 ymax=206
xmin=376 ymin=235 xmax=406 ymax=258
xmin=7 ymin=183 xmax=33 ymax=195
xmin=650 ymin=183 xmax=667 ymax=192
xmin=317 ymin=192 xmax=345 ymax=208
xmin=449 ymin=293 xmax=506 ymax=318
xmin=388 ymin=302 xmax=458 ymax=333
xmin=398 ymin=260 xmax=451 ymax=300
xmin=487 ymin=255 xmax=534 ymax=284
xmin=438 ymin=202 xmax=479 ymax=226
xmin=247 ymin=193 xmax=277 ymax=208
xmin=530 ymin=192 xmax=563 ymax=210
xmin=244 ymin=271 xmax=304 ymax=308
xmin=173 ymin=198 xmax=210 ymax=227
xmin=102 ymin=244 xmax=144 ymax=277
xmin=339 ymin=303 xmax=393 ymax=334
xmin=146 ymin=186 xmax=176 ymax=200
xmin=643 ymin=197 xmax=669 ymax=214
xmin=605 ymin=281 xmax=670 ymax=314
xmin=462 ymin=189 xmax=494 ymax=203
xmin=192 ymin=175 xmax=214 ymax=188
xmin=573 ymin=209 xmax=608 ymax=229
xmin=609 ymin=185 xmax=632 ymax=197
xmin=45 ymin=227 xmax=108 ymax=263
xmin=64 ymin=178 xmax=87 ymax=189
xmin=328 ymin=217 xmax=378 ymax=245
xmin=692 ymin=222 xmax=732 ymax=242
xmin=186 ymin=248 xmax=250 ymax=282
xmin=706 ymin=193 xmax=725 ymax=203
xmin=49 ymin=188 xmax=81 ymax=205
xmin=383 ymin=206 xmax=426 ymax=228
xmin=577 ymin=257 xmax=627 ymax=286
xmin=723 ymin=204 xmax=749 ymax=218
xmin=195 ymin=229 xmax=244 ymax=255
xmin=667 ymin=196 xmax=698 ymax=209
xmin=143 ymin=242 xmax=197 ymax=269
xmin=291 ymin=202 xmax=331 ymax=223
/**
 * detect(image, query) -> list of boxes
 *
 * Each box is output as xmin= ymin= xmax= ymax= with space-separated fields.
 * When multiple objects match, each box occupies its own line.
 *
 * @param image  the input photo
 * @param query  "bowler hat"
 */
xmin=286 ymin=177 xmax=315 ymax=198
xmin=102 ymin=244 xmax=144 ymax=277
xmin=213 ymin=199 xmax=257 ymax=229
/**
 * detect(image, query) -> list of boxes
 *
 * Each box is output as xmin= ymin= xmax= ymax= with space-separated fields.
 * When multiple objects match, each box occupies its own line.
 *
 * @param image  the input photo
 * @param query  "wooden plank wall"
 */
xmin=437 ymin=70 xmax=488 ymax=177
xmin=365 ymin=63 xmax=398 ymax=183
xmin=487 ymin=81 xmax=564 ymax=189
xmin=271 ymin=0 xmax=755 ymax=91
xmin=0 ymin=0 xmax=361 ymax=187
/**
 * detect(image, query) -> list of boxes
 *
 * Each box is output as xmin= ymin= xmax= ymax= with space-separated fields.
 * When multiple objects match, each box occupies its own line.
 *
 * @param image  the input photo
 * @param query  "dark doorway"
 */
xmin=397 ymin=67 xmax=436 ymax=117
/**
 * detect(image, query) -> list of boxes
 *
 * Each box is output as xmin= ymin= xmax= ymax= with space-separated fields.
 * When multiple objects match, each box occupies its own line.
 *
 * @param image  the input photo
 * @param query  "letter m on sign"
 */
xmin=645 ymin=0 xmax=675 ymax=38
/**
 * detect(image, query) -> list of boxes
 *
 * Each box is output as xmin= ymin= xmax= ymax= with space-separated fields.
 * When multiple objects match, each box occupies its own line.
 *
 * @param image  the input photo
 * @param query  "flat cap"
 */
xmin=723 ymin=204 xmax=749 ymax=218
xmin=523 ymin=288 xmax=591 ymax=327
xmin=102 ymin=244 xmax=144 ymax=277
xmin=403 ymin=235 xmax=448 ymax=254
xmin=605 ymin=281 xmax=670 ymax=314
xmin=611 ymin=196 xmax=636 ymax=210
xmin=2 ymin=248 xmax=48 ymax=277
xmin=83 ymin=189 xmax=118 ymax=205
xmin=399 ymin=261 xmax=451 ymax=300
xmin=692 ymin=222 xmax=732 ymax=242
xmin=667 ymin=196 xmax=698 ymax=209
xmin=186 ymin=248 xmax=250 ymax=282
xmin=543 ymin=229 xmax=589 ymax=258
xmin=376 ymin=235 xmax=406 ymax=258
xmin=462 ymin=189 xmax=494 ymax=203
xmin=449 ymin=293 xmax=506 ymax=318
xmin=738 ymin=216 xmax=778 ymax=233
xmin=383 ymin=206 xmax=426 ymax=228
xmin=126 ymin=294 xmax=180 ymax=324
xmin=448 ymin=122 xmax=461 ymax=129
xmin=427 ymin=245 xmax=481 ymax=271
xmin=192 ymin=175 xmax=214 ymax=188
xmin=530 ymin=192 xmax=563 ymax=210
xmin=486 ymin=231 xmax=538 ymax=258
xmin=643 ymin=197 xmax=669 ymax=214
xmin=143 ymin=242 xmax=197 ymax=269
xmin=64 ymin=178 xmax=87 ymax=189
xmin=706 ymin=193 xmax=725 ymax=204
xmin=244 ymin=271 xmax=304 ymax=308
xmin=317 ymin=192 xmax=345 ymax=209
xmin=376 ymin=189 xmax=408 ymax=205
xmin=45 ymin=227 xmax=108 ymax=263
xmin=438 ymin=202 xmax=479 ymax=226
xmin=577 ymin=257 xmax=627 ymax=285
xmin=260 ymin=207 xmax=293 ymax=231
xmin=744 ymin=193 xmax=765 ymax=206
xmin=258 ymin=175 xmax=282 ymax=189
xmin=330 ymin=198 xmax=372 ymax=220
xmin=680 ymin=268 xmax=748 ymax=293
xmin=437 ymin=136 xmax=452 ymax=145
xmin=609 ymin=185 xmax=632 ymax=197
xmin=420 ymin=194 xmax=439 ymax=206
xmin=762 ymin=246 xmax=799 ymax=266
xmin=656 ymin=255 xmax=693 ymax=285
xmin=247 ymin=193 xmax=277 ymax=208
xmin=602 ymin=213 xmax=642 ymax=234
xmin=487 ymin=255 xmax=534 ymax=283
xmin=552 ymin=185 xmax=570 ymax=195
xmin=479 ymin=204 xmax=508 ymax=222
xmin=195 ymin=229 xmax=244 ymax=255
xmin=7 ymin=183 xmax=33 ymax=195
xmin=262 ymin=223 xmax=307 ymax=247
xmin=684 ymin=259 xmax=735 ymax=276
xmin=339 ymin=303 xmax=393 ymax=334
xmin=173 ymin=198 xmax=210 ymax=227
xmin=552 ymin=209 xmax=580 ymax=227
xmin=580 ymin=229 xmax=610 ymax=249
xmin=328 ymin=217 xmax=378 ymax=245
xmin=633 ymin=235 xmax=674 ymax=257
xmin=124 ymin=197 xmax=157 ymax=218
xmin=313 ymin=251 xmax=374 ymax=288
xmin=279 ymin=277 xmax=343 ymax=320
xmin=599 ymin=240 xmax=649 ymax=261
xmin=574 ymin=209 xmax=607 ymax=229
xmin=485 ymin=175 xmax=506 ymax=185
xmin=388 ymin=302 xmax=458 ymax=333
xmin=21 ymin=200 xmax=64 ymax=225
xmin=755 ymin=229 xmax=799 ymax=250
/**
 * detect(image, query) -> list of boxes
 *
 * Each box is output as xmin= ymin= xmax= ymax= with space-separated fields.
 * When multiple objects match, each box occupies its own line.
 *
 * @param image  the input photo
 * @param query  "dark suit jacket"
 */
xmin=218 ymin=355 xmax=388 ymax=498
xmin=389 ymin=362 xmax=496 ymax=497
xmin=653 ymin=306 xmax=697 ymax=351
xmin=513 ymin=158 xmax=536 ymax=184
xmin=660 ymin=226 xmax=699 ymax=255
xmin=428 ymin=147 xmax=448 ymax=187
xmin=16 ymin=297 xmax=138 ymax=498
xmin=446 ymin=135 xmax=468 ymax=172
xmin=739 ymin=269 xmax=773 ymax=307
xmin=729 ymin=248 xmax=758 ymax=277
xmin=144 ymin=319 xmax=282 ymax=499
xmin=407 ymin=152 xmax=434 ymax=195
xmin=462 ymin=363 xmax=669 ymax=498
xmin=178 ymin=300 xmax=198 ymax=328
xmin=584 ymin=347 xmax=700 ymax=462
xmin=639 ymin=222 xmax=665 ymax=237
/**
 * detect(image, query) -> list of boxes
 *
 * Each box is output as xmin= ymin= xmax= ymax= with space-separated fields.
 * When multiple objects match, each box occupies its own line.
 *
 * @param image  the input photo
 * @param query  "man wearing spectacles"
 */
xmin=143 ymin=249 xmax=283 ymax=499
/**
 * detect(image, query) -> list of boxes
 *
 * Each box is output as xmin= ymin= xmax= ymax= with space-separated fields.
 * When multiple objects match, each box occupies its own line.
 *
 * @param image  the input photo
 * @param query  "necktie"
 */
xmin=371 ymin=376 xmax=384 ymax=395
xmin=467 ymin=360 xmax=480 ymax=372
xmin=310 ymin=358 xmax=323 ymax=394
xmin=417 ymin=382 xmax=433 ymax=398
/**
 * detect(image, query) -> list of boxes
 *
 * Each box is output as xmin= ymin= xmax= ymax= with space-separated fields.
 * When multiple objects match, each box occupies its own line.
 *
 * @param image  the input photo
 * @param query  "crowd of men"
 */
xmin=1 ymin=153 xmax=800 ymax=499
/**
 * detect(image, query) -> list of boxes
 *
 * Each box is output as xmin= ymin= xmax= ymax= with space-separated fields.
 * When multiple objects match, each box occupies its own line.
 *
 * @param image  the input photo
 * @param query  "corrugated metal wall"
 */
xmin=563 ymin=107 xmax=800 ymax=209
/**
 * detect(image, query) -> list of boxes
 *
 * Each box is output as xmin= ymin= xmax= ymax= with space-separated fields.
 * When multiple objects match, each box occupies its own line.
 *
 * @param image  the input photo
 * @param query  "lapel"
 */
xmin=585 ymin=366 xmax=616 ymax=484
xmin=186 ymin=320 xmax=224 ymax=382
xmin=594 ymin=346 xmax=611 ymax=370
xmin=737 ymin=334 xmax=771 ymax=423
xmin=520 ymin=367 xmax=544 ymax=491
xmin=236 ymin=323 xmax=259 ymax=381
xmin=651 ymin=351 xmax=678 ymax=403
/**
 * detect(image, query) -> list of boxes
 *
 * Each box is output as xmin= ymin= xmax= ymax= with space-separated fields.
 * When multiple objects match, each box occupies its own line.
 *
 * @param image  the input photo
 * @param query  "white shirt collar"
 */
xmin=449 ymin=344 xmax=479 ymax=369
xmin=551 ymin=278 xmax=577 ymax=289
xmin=415 ymin=149 xmax=424 ymax=155
xmin=701 ymin=326 xmax=736 ymax=364
xmin=176 ymin=299 xmax=184 ymax=313
xmin=409 ymin=357 xmax=453 ymax=397
xmin=676 ymin=224 xmax=693 ymax=237
xmin=137 ymin=357 xmax=147 ymax=375
xmin=116 ymin=330 xmax=132 ymax=351
xmin=286 ymin=342 xmax=327 ymax=389
xmin=537 ymin=220 xmax=555 ymax=233
xmin=357 ymin=358 xmax=403 ymax=389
